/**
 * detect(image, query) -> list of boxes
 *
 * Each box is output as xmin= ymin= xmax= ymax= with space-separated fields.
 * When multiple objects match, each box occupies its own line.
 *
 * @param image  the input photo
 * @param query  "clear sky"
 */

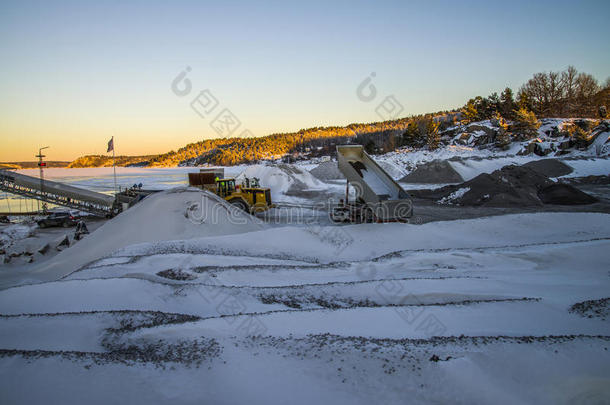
xmin=1 ymin=0 xmax=609 ymax=161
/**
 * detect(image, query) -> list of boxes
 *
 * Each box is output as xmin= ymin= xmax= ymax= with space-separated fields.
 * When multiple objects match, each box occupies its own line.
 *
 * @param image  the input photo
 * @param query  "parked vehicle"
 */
xmin=188 ymin=169 xmax=275 ymax=213
xmin=37 ymin=211 xmax=78 ymax=228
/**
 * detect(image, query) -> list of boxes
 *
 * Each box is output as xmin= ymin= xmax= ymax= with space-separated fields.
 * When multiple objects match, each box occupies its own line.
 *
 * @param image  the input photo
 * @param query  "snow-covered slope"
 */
xmin=0 ymin=212 xmax=609 ymax=404
xmin=0 ymin=188 xmax=263 ymax=288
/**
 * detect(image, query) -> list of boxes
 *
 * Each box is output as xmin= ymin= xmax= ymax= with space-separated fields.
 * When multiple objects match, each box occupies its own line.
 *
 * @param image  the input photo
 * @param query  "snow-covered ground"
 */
xmin=1 ymin=138 xmax=609 ymax=404
xmin=1 ymin=208 xmax=609 ymax=404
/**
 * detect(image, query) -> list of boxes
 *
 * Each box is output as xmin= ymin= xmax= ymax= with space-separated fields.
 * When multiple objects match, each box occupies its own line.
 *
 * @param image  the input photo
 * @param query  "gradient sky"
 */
xmin=1 ymin=0 xmax=609 ymax=161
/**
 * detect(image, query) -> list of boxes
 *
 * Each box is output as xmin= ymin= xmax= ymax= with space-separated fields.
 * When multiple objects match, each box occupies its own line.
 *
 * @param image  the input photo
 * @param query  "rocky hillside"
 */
xmin=443 ymin=118 xmax=610 ymax=157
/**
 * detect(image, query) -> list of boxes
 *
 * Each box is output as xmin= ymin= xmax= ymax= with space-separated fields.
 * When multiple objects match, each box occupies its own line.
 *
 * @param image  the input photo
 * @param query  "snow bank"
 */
xmin=17 ymin=187 xmax=263 ymax=284
xmin=117 ymin=212 xmax=610 ymax=265
xmin=560 ymin=158 xmax=610 ymax=178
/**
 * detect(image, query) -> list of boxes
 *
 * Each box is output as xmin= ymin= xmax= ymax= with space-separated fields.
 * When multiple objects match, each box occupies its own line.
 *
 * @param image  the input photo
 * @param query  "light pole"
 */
xmin=35 ymin=146 xmax=49 ymax=213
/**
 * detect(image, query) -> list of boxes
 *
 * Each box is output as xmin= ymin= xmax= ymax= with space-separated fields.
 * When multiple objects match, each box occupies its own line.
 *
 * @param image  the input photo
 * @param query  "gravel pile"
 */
xmin=411 ymin=165 xmax=597 ymax=207
xmin=522 ymin=159 xmax=573 ymax=177
xmin=309 ymin=161 xmax=343 ymax=181
xmin=400 ymin=160 xmax=464 ymax=183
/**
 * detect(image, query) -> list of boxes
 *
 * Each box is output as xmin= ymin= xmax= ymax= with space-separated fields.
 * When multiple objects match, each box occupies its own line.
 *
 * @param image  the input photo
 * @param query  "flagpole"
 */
xmin=112 ymin=136 xmax=117 ymax=194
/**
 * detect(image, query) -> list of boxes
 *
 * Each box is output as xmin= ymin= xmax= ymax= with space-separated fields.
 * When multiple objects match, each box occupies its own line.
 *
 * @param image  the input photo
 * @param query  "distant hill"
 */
xmin=0 ymin=161 xmax=71 ymax=169
xmin=67 ymin=67 xmax=608 ymax=168
xmin=67 ymin=155 xmax=157 ymax=168
xmin=66 ymin=116 xmax=427 ymax=168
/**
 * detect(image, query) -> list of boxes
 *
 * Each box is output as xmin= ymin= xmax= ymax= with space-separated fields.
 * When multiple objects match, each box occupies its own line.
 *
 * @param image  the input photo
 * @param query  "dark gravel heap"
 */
xmin=411 ymin=165 xmax=597 ymax=207
xmin=523 ymin=159 xmax=573 ymax=177
xmin=400 ymin=160 xmax=464 ymax=184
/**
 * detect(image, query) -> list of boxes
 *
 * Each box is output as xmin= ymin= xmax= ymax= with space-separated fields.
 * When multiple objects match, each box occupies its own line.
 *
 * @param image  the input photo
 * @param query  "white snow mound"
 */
xmin=237 ymin=164 xmax=325 ymax=199
xmin=25 ymin=187 xmax=264 ymax=282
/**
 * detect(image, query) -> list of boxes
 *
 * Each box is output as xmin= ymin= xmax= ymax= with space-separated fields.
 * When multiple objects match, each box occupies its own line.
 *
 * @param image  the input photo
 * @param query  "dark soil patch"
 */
xmin=569 ymin=298 xmax=610 ymax=320
xmin=157 ymin=269 xmax=197 ymax=281
xmin=258 ymin=293 xmax=538 ymax=310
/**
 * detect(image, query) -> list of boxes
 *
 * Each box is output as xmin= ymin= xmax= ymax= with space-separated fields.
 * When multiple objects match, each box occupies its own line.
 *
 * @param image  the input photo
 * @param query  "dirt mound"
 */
xmin=411 ymin=165 xmax=597 ymax=207
xmin=538 ymin=184 xmax=598 ymax=205
xmin=522 ymin=159 xmax=573 ymax=177
xmin=400 ymin=160 xmax=463 ymax=183
xmin=309 ymin=161 xmax=343 ymax=181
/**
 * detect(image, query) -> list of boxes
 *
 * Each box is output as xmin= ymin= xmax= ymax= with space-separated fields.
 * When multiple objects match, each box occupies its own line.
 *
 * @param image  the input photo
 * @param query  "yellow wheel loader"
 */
xmin=188 ymin=169 xmax=274 ymax=213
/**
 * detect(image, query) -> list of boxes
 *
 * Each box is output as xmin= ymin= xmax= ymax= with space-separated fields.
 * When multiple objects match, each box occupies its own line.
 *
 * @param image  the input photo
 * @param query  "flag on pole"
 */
xmin=107 ymin=137 xmax=114 ymax=153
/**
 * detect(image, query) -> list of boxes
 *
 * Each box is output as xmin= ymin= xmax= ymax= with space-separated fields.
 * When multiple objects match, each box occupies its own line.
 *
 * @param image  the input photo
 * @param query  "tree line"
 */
xmin=70 ymin=67 xmax=609 ymax=167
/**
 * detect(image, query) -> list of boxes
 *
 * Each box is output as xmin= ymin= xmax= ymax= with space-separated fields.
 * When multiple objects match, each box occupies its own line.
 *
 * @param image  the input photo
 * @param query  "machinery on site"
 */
xmin=188 ymin=168 xmax=275 ymax=213
xmin=1 ymin=169 xmax=116 ymax=217
xmin=0 ymin=169 xmax=158 ymax=217
xmin=331 ymin=145 xmax=413 ymax=223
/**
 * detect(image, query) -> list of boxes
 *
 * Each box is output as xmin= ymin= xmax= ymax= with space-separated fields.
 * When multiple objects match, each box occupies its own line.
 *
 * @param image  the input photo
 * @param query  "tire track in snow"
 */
xmin=371 ymin=236 xmax=610 ymax=262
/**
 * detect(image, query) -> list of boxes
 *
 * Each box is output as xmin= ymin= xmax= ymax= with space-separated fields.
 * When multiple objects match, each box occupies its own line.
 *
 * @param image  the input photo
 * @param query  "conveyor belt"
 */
xmin=0 ymin=170 xmax=115 ymax=217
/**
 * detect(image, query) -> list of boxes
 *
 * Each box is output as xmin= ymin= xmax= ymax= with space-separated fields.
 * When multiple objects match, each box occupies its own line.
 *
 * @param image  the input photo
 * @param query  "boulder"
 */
xmin=466 ymin=124 xmax=497 ymax=138
xmin=456 ymin=132 xmax=472 ymax=145
xmin=518 ymin=142 xmax=538 ymax=156
xmin=38 ymin=243 xmax=50 ymax=255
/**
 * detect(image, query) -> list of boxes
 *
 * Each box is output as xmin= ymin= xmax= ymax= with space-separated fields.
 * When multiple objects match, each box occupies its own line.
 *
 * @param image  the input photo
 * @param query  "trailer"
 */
xmin=331 ymin=145 xmax=413 ymax=223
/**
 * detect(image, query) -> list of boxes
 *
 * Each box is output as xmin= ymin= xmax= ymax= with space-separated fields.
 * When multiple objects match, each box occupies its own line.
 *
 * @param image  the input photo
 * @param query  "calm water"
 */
xmin=1 ymin=166 xmax=246 ymax=213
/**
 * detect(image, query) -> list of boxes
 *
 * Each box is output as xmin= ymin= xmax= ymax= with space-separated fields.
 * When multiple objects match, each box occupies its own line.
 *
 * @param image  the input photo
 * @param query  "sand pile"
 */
xmin=522 ymin=159 xmax=573 ymax=177
xmin=27 ymin=188 xmax=264 ymax=280
xmin=400 ymin=160 xmax=464 ymax=183
xmin=411 ymin=165 xmax=597 ymax=207
xmin=238 ymin=164 xmax=325 ymax=199
xmin=309 ymin=161 xmax=343 ymax=181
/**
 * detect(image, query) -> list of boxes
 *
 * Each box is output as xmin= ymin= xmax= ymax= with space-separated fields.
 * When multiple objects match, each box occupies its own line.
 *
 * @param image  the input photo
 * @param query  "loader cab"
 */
xmin=216 ymin=178 xmax=236 ymax=197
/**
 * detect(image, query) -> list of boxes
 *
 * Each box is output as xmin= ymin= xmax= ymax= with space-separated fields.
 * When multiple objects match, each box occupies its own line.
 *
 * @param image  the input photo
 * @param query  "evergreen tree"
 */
xmin=516 ymin=89 xmax=532 ymax=112
xmin=500 ymin=87 xmax=516 ymax=119
xmin=462 ymin=99 xmax=479 ymax=123
xmin=511 ymin=107 xmax=540 ymax=140
xmin=426 ymin=119 xmax=441 ymax=150
xmin=493 ymin=112 xmax=511 ymax=150
xmin=487 ymin=92 xmax=500 ymax=115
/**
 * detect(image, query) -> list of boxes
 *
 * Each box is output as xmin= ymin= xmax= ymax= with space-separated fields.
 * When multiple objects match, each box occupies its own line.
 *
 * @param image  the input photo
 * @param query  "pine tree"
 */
xmin=516 ymin=89 xmax=532 ymax=112
xmin=462 ymin=100 xmax=479 ymax=124
xmin=402 ymin=121 xmax=424 ymax=147
xmin=426 ymin=119 xmax=441 ymax=150
xmin=511 ymin=107 xmax=540 ymax=140
xmin=494 ymin=112 xmax=511 ymax=150
xmin=500 ymin=87 xmax=516 ymax=119
xmin=568 ymin=124 xmax=590 ymax=149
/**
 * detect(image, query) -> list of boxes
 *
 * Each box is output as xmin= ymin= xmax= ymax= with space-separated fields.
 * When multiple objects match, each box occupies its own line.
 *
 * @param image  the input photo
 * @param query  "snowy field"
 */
xmin=0 ymin=211 xmax=609 ymax=404
xmin=1 ymin=153 xmax=610 ymax=404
